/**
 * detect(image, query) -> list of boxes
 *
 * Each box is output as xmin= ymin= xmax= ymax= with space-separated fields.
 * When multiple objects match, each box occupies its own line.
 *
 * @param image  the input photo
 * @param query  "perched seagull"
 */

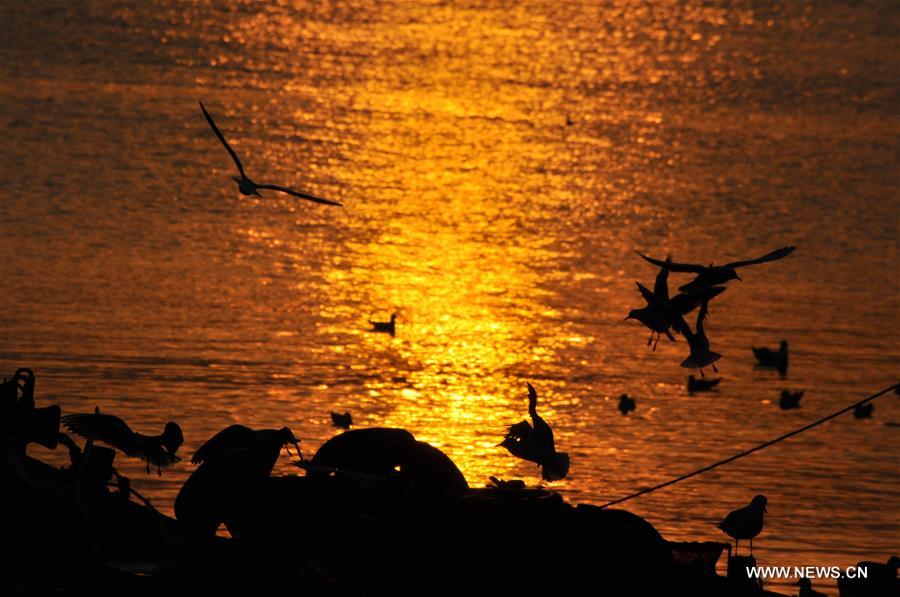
xmin=717 ymin=494 xmax=767 ymax=555
xmin=499 ymin=383 xmax=570 ymax=482
xmin=687 ymin=375 xmax=721 ymax=394
xmin=637 ymin=246 xmax=795 ymax=294
xmin=191 ymin=424 xmax=302 ymax=469
xmin=779 ymin=389 xmax=804 ymax=410
xmin=795 ymin=578 xmax=827 ymax=597
xmin=853 ymin=403 xmax=874 ymax=419
xmin=618 ymin=394 xmax=636 ymax=415
xmin=369 ymin=313 xmax=397 ymax=336
xmin=199 ymin=102 xmax=342 ymax=206
xmin=330 ymin=411 xmax=353 ymax=430
xmin=753 ymin=340 xmax=789 ymax=375
xmin=62 ymin=408 xmax=183 ymax=475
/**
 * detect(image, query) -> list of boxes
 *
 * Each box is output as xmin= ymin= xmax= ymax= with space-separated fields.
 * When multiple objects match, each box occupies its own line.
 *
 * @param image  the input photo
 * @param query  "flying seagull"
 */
xmin=62 ymin=407 xmax=184 ymax=475
xmin=637 ymin=246 xmax=795 ymax=294
xmin=199 ymin=102 xmax=342 ymax=206
xmin=718 ymin=494 xmax=767 ymax=554
xmin=499 ymin=383 xmax=570 ymax=481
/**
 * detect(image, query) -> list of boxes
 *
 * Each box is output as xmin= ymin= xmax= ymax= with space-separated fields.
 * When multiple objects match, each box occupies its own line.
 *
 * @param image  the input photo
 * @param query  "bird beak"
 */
xmin=293 ymin=440 xmax=304 ymax=461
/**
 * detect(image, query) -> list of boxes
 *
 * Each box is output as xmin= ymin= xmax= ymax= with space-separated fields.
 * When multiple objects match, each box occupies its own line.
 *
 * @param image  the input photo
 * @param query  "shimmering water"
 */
xmin=1 ymin=1 xmax=898 ymax=593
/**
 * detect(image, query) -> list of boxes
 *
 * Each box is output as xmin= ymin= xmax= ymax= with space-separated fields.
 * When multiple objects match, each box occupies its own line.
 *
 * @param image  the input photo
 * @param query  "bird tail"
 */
xmin=681 ymin=350 xmax=722 ymax=370
xmin=541 ymin=452 xmax=570 ymax=482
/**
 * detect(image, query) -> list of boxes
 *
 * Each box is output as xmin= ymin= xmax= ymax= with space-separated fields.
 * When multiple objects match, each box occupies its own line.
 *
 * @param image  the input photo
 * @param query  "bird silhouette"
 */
xmin=499 ymin=383 xmax=569 ymax=481
xmin=637 ymin=246 xmax=795 ymax=294
xmin=199 ymin=102 xmax=342 ymax=206
xmin=191 ymin=424 xmax=302 ymax=468
xmin=369 ymin=313 xmax=397 ymax=336
xmin=330 ymin=411 xmax=353 ymax=430
xmin=853 ymin=403 xmax=874 ymax=419
xmin=618 ymin=394 xmax=636 ymax=415
xmin=718 ymin=494 xmax=767 ymax=555
xmin=62 ymin=407 xmax=183 ymax=475
xmin=779 ymin=389 xmax=804 ymax=410
xmin=753 ymin=340 xmax=789 ymax=375
xmin=627 ymin=286 xmax=727 ymax=350
xmin=677 ymin=299 xmax=721 ymax=376
xmin=687 ymin=375 xmax=721 ymax=394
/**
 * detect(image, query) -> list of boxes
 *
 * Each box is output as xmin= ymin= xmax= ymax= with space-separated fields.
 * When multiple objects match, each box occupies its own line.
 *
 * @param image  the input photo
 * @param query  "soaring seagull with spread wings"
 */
xmin=62 ymin=407 xmax=183 ymax=475
xmin=637 ymin=246 xmax=795 ymax=294
xmin=199 ymin=102 xmax=342 ymax=206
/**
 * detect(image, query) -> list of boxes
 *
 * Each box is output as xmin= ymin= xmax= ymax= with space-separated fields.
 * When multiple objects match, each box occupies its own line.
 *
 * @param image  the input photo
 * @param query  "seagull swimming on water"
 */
xmin=853 ymin=403 xmax=874 ymax=419
xmin=637 ymin=246 xmax=795 ymax=294
xmin=718 ymin=494 xmax=767 ymax=555
xmin=753 ymin=340 xmax=788 ymax=375
xmin=199 ymin=102 xmax=342 ymax=206
xmin=369 ymin=313 xmax=397 ymax=336
xmin=330 ymin=411 xmax=352 ymax=430
xmin=618 ymin=394 xmax=636 ymax=415
xmin=499 ymin=383 xmax=570 ymax=482
xmin=779 ymin=389 xmax=804 ymax=410
xmin=62 ymin=407 xmax=184 ymax=475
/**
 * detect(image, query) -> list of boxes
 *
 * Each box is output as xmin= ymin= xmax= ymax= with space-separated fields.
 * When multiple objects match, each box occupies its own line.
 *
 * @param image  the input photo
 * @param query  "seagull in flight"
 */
xmin=199 ymin=102 xmax=342 ymax=207
xmin=637 ymin=246 xmax=795 ymax=294
xmin=62 ymin=407 xmax=184 ymax=475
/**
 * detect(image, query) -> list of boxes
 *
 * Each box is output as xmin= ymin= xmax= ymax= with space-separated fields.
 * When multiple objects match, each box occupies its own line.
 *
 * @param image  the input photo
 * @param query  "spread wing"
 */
xmin=636 ymin=251 xmax=706 ymax=273
xmin=504 ymin=420 xmax=533 ymax=441
xmin=670 ymin=286 xmax=726 ymax=315
xmin=61 ymin=412 xmax=140 ymax=457
xmin=653 ymin=255 xmax=672 ymax=300
xmin=199 ymin=101 xmax=246 ymax=177
xmin=724 ymin=246 xmax=795 ymax=269
xmin=191 ymin=424 xmax=256 ymax=465
xmin=255 ymin=183 xmax=343 ymax=206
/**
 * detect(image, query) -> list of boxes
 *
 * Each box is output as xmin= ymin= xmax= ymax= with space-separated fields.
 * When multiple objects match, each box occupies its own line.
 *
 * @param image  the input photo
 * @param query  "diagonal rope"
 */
xmin=599 ymin=381 xmax=899 ymax=509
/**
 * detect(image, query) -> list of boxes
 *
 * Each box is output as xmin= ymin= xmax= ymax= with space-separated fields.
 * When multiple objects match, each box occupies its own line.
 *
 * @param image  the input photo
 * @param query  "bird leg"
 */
xmin=646 ymin=331 xmax=654 ymax=347
xmin=712 ymin=363 xmax=718 ymax=373
xmin=652 ymin=333 xmax=661 ymax=351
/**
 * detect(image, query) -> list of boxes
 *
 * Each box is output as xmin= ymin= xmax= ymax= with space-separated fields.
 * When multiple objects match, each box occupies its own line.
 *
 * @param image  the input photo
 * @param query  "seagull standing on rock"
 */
xmin=718 ymin=494 xmax=767 ymax=555
xmin=499 ymin=383 xmax=570 ymax=482
xmin=62 ymin=407 xmax=184 ymax=475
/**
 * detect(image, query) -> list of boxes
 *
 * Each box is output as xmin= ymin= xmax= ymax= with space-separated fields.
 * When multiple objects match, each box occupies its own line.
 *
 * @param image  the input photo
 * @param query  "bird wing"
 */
xmin=670 ymin=286 xmax=726 ymax=315
xmin=191 ymin=424 xmax=256 ymax=465
xmin=653 ymin=256 xmax=672 ymax=300
xmin=255 ymin=183 xmax=343 ymax=206
xmin=61 ymin=412 xmax=140 ymax=457
xmin=199 ymin=102 xmax=246 ymax=177
xmin=504 ymin=420 xmax=533 ymax=441
xmin=636 ymin=251 xmax=706 ymax=273
xmin=724 ymin=246 xmax=796 ymax=269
